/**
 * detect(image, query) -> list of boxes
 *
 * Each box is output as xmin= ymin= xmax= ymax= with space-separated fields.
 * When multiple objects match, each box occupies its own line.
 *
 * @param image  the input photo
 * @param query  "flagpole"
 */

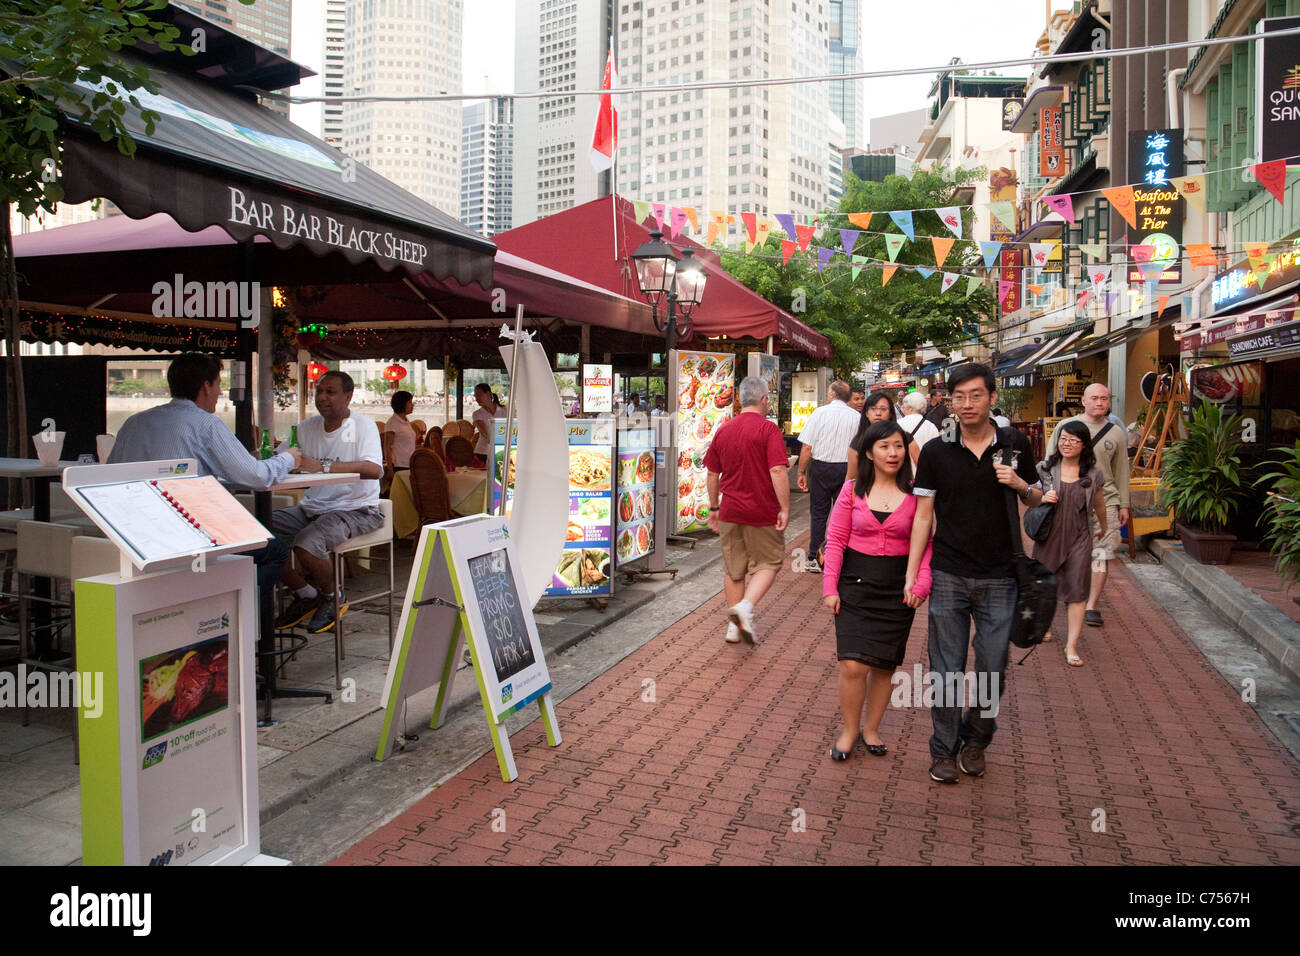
xmin=610 ymin=35 xmax=618 ymax=262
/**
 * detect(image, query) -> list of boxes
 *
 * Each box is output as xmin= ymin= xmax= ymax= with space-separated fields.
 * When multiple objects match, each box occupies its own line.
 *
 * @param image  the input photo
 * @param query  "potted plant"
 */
xmin=1256 ymin=440 xmax=1300 ymax=596
xmin=1159 ymin=403 xmax=1251 ymax=564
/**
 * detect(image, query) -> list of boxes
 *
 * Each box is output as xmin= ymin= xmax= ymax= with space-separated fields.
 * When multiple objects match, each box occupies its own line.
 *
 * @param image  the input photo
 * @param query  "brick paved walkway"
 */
xmin=1215 ymin=550 xmax=1300 ymax=627
xmin=333 ymin=547 xmax=1300 ymax=865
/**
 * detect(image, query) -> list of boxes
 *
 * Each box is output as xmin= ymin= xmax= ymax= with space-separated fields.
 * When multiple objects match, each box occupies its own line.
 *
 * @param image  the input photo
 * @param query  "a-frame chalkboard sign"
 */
xmin=376 ymin=514 xmax=561 ymax=780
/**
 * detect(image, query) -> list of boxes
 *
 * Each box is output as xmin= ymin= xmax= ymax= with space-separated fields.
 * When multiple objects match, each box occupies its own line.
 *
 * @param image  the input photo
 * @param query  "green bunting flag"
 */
xmin=885 ymin=234 xmax=906 ymax=262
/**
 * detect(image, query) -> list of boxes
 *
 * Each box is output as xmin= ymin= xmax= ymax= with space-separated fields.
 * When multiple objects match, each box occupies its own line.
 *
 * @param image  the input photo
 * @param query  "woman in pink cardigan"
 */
xmin=822 ymin=420 xmax=933 ymax=760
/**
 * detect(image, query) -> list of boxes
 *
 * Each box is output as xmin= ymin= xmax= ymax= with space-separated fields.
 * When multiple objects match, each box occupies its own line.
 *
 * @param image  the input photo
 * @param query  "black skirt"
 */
xmin=834 ymin=548 xmax=915 ymax=669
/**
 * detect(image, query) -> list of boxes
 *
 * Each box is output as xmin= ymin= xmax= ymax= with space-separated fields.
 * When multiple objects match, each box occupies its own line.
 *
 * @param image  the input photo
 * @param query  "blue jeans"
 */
xmin=253 ymin=538 xmax=290 ymax=615
xmin=926 ymin=569 xmax=1017 ymax=759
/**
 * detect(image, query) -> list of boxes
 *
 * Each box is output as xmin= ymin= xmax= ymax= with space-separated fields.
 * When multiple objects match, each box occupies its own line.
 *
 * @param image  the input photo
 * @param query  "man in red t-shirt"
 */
xmin=703 ymin=375 xmax=791 ymax=646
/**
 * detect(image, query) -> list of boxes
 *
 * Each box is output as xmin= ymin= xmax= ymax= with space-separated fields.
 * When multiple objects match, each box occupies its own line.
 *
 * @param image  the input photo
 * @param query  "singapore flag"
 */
xmin=589 ymin=42 xmax=618 ymax=172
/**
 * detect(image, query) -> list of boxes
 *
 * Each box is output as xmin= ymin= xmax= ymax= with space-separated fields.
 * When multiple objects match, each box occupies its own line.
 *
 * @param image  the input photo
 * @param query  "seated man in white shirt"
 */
xmin=273 ymin=371 xmax=384 ymax=634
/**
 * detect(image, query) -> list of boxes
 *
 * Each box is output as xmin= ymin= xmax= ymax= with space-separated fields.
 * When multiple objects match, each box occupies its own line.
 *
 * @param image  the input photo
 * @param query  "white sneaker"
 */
xmin=725 ymin=622 xmax=742 ymax=643
xmin=804 ymin=561 xmax=822 ymax=574
xmin=727 ymin=602 xmax=756 ymax=646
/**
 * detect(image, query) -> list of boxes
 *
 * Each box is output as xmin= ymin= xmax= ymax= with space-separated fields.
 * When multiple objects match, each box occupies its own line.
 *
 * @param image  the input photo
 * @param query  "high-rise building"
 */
xmin=342 ymin=0 xmax=463 ymax=215
xmin=828 ymin=0 xmax=864 ymax=151
xmin=617 ymin=0 xmax=831 ymax=224
xmin=513 ymin=0 xmax=614 ymax=224
xmin=462 ymin=98 xmax=515 ymax=236
xmin=321 ymin=0 xmax=347 ymax=145
xmin=174 ymin=0 xmax=293 ymax=117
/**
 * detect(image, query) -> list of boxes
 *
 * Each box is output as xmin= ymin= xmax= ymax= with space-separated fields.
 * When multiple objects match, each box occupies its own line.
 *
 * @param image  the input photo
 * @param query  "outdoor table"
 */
xmin=255 ymin=472 xmax=360 ymax=722
xmin=0 ymin=458 xmax=80 ymax=661
xmin=389 ymin=467 xmax=489 ymax=539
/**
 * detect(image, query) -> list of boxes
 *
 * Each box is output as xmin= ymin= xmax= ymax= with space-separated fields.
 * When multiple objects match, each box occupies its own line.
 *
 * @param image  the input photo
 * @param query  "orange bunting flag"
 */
xmin=1157 ymin=295 xmax=1170 ymax=318
xmin=684 ymin=207 xmax=700 ymax=232
xmin=846 ymin=212 xmax=873 ymax=229
xmin=780 ymin=239 xmax=796 ymax=266
xmin=1102 ymin=185 xmax=1138 ymax=229
xmin=740 ymin=211 xmax=758 ymax=244
xmin=931 ymin=235 xmax=955 ymax=268
xmin=1027 ymin=284 xmax=1044 ymax=296
xmin=794 ymin=224 xmax=816 ymax=252
xmin=1252 ymin=160 xmax=1288 ymax=205
xmin=881 ymin=265 xmax=898 ymax=287
xmin=1185 ymin=243 xmax=1216 ymax=267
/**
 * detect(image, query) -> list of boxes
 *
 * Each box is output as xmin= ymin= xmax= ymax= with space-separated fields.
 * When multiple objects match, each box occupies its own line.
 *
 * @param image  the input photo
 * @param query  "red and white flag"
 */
xmin=589 ymin=42 xmax=619 ymax=172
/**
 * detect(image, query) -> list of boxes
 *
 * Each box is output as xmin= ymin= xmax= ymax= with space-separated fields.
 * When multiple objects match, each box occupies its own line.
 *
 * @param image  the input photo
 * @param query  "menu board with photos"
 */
xmin=494 ymin=418 xmax=615 ymax=597
xmin=674 ymin=349 xmax=735 ymax=533
xmin=748 ymin=353 xmax=780 ymax=424
xmin=615 ymin=427 xmax=656 ymax=566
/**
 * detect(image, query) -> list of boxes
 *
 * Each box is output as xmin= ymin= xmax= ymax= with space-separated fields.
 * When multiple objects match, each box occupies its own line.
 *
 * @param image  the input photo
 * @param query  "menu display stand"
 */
xmin=64 ymin=460 xmax=283 ymax=865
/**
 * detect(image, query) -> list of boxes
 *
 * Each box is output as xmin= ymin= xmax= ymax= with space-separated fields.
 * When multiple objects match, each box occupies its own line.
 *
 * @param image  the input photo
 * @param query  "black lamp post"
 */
xmin=630 ymin=229 xmax=707 ymax=352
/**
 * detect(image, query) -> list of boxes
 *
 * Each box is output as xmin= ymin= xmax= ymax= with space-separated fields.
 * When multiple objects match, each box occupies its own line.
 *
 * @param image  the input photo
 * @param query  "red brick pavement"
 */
xmin=333 ymin=543 xmax=1300 ymax=866
xmin=1212 ymin=549 xmax=1300 ymax=627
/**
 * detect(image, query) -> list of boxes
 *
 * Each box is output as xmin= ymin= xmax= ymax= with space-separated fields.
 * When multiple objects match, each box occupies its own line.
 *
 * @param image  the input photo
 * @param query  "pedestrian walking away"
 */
xmin=1033 ymin=420 xmax=1107 ymax=667
xmin=896 ymin=391 xmax=941 ymax=467
xmin=906 ymin=364 xmax=1041 ymax=784
xmin=704 ymin=376 xmax=791 ymax=645
xmin=822 ymin=420 xmax=932 ymax=761
xmin=1045 ymin=382 xmax=1130 ymax=628
xmin=843 ymin=389 xmax=897 ymax=484
xmin=795 ymin=380 xmax=861 ymax=572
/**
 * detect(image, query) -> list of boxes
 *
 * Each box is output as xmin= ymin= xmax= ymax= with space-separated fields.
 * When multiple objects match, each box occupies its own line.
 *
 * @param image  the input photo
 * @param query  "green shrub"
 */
xmin=1255 ymin=441 xmax=1300 ymax=587
xmin=1159 ymin=403 xmax=1250 ymax=535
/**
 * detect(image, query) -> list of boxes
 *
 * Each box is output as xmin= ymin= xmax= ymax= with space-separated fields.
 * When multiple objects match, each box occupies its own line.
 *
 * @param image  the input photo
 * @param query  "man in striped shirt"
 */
xmin=795 ymin=380 xmax=861 ymax=572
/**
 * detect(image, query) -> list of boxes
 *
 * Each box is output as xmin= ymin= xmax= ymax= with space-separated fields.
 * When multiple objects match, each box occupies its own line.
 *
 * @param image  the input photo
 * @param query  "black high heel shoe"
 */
xmin=861 ymin=733 xmax=887 ymax=756
xmin=829 ymin=735 xmax=856 ymax=761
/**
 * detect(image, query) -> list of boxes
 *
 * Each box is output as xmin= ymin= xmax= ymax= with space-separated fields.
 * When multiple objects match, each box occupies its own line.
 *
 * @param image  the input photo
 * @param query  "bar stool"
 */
xmin=329 ymin=499 xmax=394 ymax=689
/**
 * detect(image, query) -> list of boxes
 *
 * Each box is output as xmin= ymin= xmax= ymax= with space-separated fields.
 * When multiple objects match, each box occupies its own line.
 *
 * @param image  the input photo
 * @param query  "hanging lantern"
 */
xmin=383 ymin=363 xmax=408 ymax=387
xmin=306 ymin=362 xmax=329 ymax=384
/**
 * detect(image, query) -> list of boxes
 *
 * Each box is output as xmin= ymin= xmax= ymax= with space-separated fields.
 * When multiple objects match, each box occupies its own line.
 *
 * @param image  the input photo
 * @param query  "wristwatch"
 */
xmin=1017 ymin=482 xmax=1031 ymax=501
xmin=323 ymin=459 xmax=332 ymax=474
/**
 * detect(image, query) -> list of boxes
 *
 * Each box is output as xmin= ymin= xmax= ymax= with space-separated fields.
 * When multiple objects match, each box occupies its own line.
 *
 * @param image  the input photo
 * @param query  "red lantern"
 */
xmin=382 ymin=364 xmax=408 ymax=386
xmin=307 ymin=362 xmax=329 ymax=384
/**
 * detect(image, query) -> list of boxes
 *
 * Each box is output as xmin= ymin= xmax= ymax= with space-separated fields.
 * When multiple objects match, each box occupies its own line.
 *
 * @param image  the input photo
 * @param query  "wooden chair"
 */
xmin=441 ymin=420 xmax=463 ymax=441
xmin=445 ymin=436 xmax=475 ymax=468
xmin=424 ymin=425 xmax=444 ymax=450
xmin=408 ymin=447 xmax=454 ymax=527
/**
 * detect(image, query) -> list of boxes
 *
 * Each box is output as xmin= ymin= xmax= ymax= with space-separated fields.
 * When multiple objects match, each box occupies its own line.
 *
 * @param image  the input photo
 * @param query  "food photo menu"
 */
xmin=614 ymin=426 xmax=656 ymax=566
xmin=673 ymin=350 xmax=735 ymax=533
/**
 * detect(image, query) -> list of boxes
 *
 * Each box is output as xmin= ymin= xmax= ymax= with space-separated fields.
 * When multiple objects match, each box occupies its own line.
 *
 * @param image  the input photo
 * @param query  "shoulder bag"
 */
xmin=1003 ymin=450 xmax=1058 ymax=650
xmin=1022 ymin=462 xmax=1054 ymax=543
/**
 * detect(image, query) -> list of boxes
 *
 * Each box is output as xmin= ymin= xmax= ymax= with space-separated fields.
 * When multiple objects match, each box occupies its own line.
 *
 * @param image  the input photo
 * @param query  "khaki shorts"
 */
xmin=719 ymin=521 xmax=785 ymax=580
xmin=1089 ymin=503 xmax=1122 ymax=558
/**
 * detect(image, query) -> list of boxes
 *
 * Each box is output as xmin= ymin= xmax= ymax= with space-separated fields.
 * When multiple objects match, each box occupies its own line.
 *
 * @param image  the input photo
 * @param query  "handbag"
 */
xmin=1022 ymin=465 xmax=1054 ymax=543
xmin=1003 ymin=464 xmax=1058 ymax=650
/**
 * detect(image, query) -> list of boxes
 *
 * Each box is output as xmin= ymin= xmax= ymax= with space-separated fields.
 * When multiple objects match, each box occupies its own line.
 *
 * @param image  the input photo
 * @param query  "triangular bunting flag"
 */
xmin=706 ymin=220 xmax=723 ymax=245
xmin=1186 ymin=243 xmax=1216 ymax=267
xmin=979 ymin=240 xmax=1003 ymax=269
xmin=795 ymin=224 xmax=816 ymax=252
xmin=935 ymin=206 xmax=963 ymax=239
xmin=1157 ymin=295 xmax=1170 ymax=318
xmin=846 ymin=212 xmax=874 ymax=230
xmin=941 ymin=272 xmax=959 ymax=293
xmin=916 ymin=267 xmax=936 ymax=279
xmin=1042 ymin=194 xmax=1075 ymax=223
xmin=965 ymin=276 xmax=982 ymax=298
xmin=1106 ymin=291 xmax=1116 ymax=313
xmin=888 ymin=210 xmax=915 ymax=242
xmin=668 ymin=206 xmax=688 ymax=239
xmin=781 ymin=239 xmax=796 ymax=266
xmin=1027 ymin=284 xmax=1045 ymax=296
xmin=652 ymin=202 xmax=666 ymax=229
xmin=839 ymin=229 xmax=861 ymax=257
xmin=754 ymin=218 xmax=773 ymax=247
xmin=684 ymin=207 xmax=700 ymax=232
xmin=1243 ymin=241 xmax=1269 ymax=265
xmin=816 ymin=247 xmax=834 ymax=274
xmin=775 ymin=213 xmax=797 ymax=242
xmin=1138 ymin=262 xmax=1165 ymax=283
xmin=1078 ymin=288 xmax=1093 ymax=311
xmin=851 ymin=254 xmax=868 ymax=280
xmin=1080 ymin=243 xmax=1107 ymax=261
xmin=1132 ymin=290 xmax=1145 ymax=312
xmin=885 ymin=234 xmax=906 ymax=262
xmin=744 ymin=240 xmax=756 ymax=254
xmin=1253 ymin=256 xmax=1274 ymax=289
xmin=881 ymin=265 xmax=898 ymax=287
xmin=931 ymin=235 xmax=955 ymax=268
xmin=1102 ymin=186 xmax=1138 ymax=228
xmin=1171 ymin=175 xmax=1206 ymax=214
xmin=1252 ymin=159 xmax=1288 ymax=204
xmin=998 ymin=279 xmax=1014 ymax=303
xmin=740 ymin=211 xmax=757 ymax=244
xmin=1131 ymin=244 xmax=1154 ymax=264
xmin=1089 ymin=265 xmax=1111 ymax=289
xmin=988 ymin=201 xmax=1016 ymax=232
xmin=632 ymin=200 xmax=653 ymax=224
xmin=1028 ymin=242 xmax=1053 ymax=268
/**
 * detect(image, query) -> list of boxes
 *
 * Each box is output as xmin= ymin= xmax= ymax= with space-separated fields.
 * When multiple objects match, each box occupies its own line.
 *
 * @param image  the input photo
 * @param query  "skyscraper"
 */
xmin=828 ymin=0 xmax=864 ymax=151
xmin=321 ymin=0 xmax=347 ymax=145
xmin=462 ymin=98 xmax=515 ymax=236
xmin=342 ymin=0 xmax=463 ymax=215
xmin=174 ymin=0 xmax=293 ymax=117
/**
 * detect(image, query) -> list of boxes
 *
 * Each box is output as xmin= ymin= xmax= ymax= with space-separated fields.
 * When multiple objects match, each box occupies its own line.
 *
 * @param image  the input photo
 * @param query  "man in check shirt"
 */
xmin=796 ymin=380 xmax=861 ymax=572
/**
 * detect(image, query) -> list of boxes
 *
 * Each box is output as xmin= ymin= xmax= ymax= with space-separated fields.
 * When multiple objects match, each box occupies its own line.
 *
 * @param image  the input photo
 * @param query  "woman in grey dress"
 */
xmin=1033 ymin=419 xmax=1107 ymax=667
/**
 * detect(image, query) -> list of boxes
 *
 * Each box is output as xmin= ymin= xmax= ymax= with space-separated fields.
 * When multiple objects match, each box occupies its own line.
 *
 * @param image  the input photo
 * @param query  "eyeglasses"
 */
xmin=950 ymin=392 xmax=987 ymax=406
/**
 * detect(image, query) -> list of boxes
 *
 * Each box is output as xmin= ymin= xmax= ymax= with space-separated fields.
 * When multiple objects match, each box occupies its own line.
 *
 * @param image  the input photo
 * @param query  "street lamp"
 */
xmin=631 ymin=229 xmax=708 ymax=351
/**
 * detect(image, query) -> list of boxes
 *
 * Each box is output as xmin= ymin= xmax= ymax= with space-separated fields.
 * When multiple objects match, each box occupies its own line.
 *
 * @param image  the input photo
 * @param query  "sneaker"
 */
xmin=724 ymin=622 xmax=742 ymax=644
xmin=929 ymin=757 xmax=959 ymax=784
xmin=727 ymin=602 xmax=756 ymax=646
xmin=803 ymin=560 xmax=822 ymax=574
xmin=1085 ymin=609 xmax=1103 ymax=627
xmin=275 ymin=594 xmax=320 ymax=630
xmin=957 ymin=744 xmax=986 ymax=778
xmin=306 ymin=594 xmax=347 ymax=634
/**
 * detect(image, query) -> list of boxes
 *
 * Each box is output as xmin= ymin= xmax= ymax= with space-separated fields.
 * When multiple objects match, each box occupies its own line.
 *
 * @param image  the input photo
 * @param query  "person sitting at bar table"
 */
xmin=272 ymin=370 xmax=384 ymax=635
xmin=108 ymin=352 xmax=300 ymax=610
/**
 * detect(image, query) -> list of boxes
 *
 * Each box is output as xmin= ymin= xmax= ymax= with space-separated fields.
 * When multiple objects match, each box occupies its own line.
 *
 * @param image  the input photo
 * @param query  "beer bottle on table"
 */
xmin=289 ymin=425 xmax=300 ymax=449
xmin=259 ymin=428 xmax=274 ymax=460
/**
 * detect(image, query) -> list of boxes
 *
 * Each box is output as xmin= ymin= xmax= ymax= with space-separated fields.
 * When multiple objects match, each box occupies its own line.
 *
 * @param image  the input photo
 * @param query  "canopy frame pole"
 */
xmin=498 ymin=303 xmax=525 ymax=517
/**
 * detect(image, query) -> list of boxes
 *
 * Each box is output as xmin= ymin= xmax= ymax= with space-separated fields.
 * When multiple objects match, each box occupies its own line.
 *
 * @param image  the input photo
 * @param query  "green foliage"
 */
xmin=718 ymin=166 xmax=996 ymax=378
xmin=1159 ymin=404 xmax=1251 ymax=535
xmin=1254 ymin=441 xmax=1300 ymax=587
xmin=997 ymin=387 xmax=1033 ymax=419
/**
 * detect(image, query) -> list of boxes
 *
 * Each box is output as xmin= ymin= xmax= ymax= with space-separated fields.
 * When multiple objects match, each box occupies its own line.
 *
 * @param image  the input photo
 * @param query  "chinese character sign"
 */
xmin=1127 ymin=128 xmax=1185 ymax=284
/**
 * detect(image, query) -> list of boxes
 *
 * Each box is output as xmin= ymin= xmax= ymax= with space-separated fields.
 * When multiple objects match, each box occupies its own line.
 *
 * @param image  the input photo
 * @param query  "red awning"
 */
xmin=493 ymin=196 xmax=833 ymax=359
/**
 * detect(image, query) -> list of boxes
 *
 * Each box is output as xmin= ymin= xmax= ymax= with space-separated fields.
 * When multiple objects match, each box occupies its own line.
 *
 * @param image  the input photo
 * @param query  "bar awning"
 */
xmin=17 ymin=4 xmax=496 ymax=288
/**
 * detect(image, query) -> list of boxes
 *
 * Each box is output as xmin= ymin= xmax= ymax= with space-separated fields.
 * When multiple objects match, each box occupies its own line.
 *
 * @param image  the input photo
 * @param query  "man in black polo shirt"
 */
xmin=905 ymin=364 xmax=1042 ymax=784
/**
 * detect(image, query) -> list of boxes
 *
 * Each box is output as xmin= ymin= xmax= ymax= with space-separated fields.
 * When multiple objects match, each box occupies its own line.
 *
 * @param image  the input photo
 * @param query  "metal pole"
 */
xmin=498 ymin=303 xmax=524 ymax=517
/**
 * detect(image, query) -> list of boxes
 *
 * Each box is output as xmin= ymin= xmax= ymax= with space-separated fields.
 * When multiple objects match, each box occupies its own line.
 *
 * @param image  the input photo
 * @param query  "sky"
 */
xmin=290 ymin=0 xmax=1068 ymax=137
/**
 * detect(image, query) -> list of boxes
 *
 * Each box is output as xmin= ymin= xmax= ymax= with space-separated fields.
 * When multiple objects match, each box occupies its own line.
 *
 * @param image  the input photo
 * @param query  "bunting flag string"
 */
xmin=780 ymin=239 xmax=796 ymax=266
xmin=931 ymin=235 xmax=955 ymax=268
xmin=839 ymin=228 xmax=861 ymax=257
xmin=1042 ymin=194 xmax=1075 ymax=223
xmin=1171 ymin=175 xmax=1206 ymax=214
xmin=881 ymin=264 xmax=898 ymax=287
xmin=1101 ymin=186 xmax=1137 ymax=229
xmin=979 ymin=241 xmax=1003 ymax=269
xmin=795 ymin=223 xmax=816 ymax=253
xmin=941 ymin=272 xmax=959 ymax=293
xmin=1252 ymin=159 xmax=1288 ymax=204
xmin=988 ymin=201 xmax=1016 ymax=233
xmin=935 ymin=206 xmax=963 ymax=239
xmin=915 ymin=267 xmax=936 ymax=279
xmin=1088 ymin=265 xmax=1111 ymax=290
xmin=816 ymin=247 xmax=834 ymax=274
xmin=851 ymin=254 xmax=868 ymax=280
xmin=964 ymin=275 xmax=982 ymax=298
xmin=888 ymin=210 xmax=915 ymax=242
xmin=846 ymin=212 xmax=874 ymax=229
xmin=885 ymin=234 xmax=906 ymax=262
xmin=775 ymin=213 xmax=797 ymax=242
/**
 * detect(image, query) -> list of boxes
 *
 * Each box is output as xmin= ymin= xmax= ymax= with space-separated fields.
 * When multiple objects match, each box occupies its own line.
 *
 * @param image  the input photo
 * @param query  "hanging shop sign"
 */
xmin=1126 ymin=129 xmax=1185 ymax=284
xmin=1040 ymin=358 xmax=1077 ymax=379
xmin=1002 ymin=98 xmax=1025 ymax=131
xmin=1227 ymin=319 xmax=1300 ymax=357
xmin=998 ymin=371 xmax=1038 ymax=389
xmin=1039 ymin=107 xmax=1065 ymax=178
xmin=999 ymin=248 xmax=1023 ymax=315
xmin=582 ymin=363 xmax=613 ymax=413
xmin=1211 ymin=239 xmax=1300 ymax=310
xmin=1256 ymin=16 xmax=1300 ymax=163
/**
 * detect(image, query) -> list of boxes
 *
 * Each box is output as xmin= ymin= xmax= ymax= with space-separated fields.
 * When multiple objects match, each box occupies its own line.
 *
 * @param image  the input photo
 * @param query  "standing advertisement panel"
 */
xmin=615 ymin=426 xmax=656 ymax=566
xmin=748 ymin=353 xmax=780 ymax=424
xmin=674 ymin=350 xmax=735 ymax=533
xmin=790 ymin=370 xmax=820 ymax=434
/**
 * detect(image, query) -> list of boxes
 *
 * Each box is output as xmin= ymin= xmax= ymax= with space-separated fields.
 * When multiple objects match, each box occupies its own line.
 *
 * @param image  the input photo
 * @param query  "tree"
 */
xmin=0 ymin=0 xmax=189 ymax=486
xmin=720 ymin=166 xmax=996 ymax=378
